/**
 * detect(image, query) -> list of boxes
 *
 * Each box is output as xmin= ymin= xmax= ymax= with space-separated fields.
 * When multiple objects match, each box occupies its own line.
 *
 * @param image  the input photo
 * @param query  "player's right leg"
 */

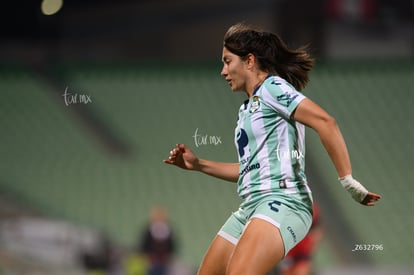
xmin=197 ymin=235 xmax=235 ymax=275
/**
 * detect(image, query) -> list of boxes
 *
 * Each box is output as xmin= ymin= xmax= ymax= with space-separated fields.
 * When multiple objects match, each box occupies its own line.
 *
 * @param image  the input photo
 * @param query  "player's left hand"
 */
xmin=339 ymin=175 xmax=381 ymax=206
xmin=360 ymin=191 xmax=381 ymax=206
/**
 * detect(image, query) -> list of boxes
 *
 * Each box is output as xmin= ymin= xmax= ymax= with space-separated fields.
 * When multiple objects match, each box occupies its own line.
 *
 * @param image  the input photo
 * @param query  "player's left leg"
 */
xmin=197 ymin=234 xmax=235 ymax=275
xmin=226 ymin=218 xmax=285 ymax=275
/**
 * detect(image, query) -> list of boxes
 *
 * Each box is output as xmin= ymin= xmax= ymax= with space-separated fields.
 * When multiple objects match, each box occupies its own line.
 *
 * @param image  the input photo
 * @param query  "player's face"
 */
xmin=221 ymin=47 xmax=249 ymax=92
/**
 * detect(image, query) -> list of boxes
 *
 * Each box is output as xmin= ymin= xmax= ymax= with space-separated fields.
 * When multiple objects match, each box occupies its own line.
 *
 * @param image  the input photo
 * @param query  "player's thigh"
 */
xmin=197 ymin=235 xmax=235 ymax=275
xmin=226 ymin=218 xmax=285 ymax=275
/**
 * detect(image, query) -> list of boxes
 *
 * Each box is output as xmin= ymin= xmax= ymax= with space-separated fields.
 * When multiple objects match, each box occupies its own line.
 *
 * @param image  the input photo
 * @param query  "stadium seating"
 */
xmin=0 ymin=60 xmax=413 ymax=270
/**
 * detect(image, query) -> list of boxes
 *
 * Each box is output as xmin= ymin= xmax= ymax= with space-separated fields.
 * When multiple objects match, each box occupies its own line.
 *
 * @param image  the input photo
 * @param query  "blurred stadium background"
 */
xmin=0 ymin=0 xmax=413 ymax=274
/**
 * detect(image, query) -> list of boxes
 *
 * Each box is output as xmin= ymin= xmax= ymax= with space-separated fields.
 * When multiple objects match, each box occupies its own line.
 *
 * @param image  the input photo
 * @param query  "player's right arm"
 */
xmin=163 ymin=144 xmax=239 ymax=183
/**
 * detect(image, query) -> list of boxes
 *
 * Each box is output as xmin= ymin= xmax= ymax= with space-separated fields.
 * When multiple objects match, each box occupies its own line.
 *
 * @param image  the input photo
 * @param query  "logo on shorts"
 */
xmin=287 ymin=226 xmax=297 ymax=243
xmin=268 ymin=200 xmax=282 ymax=212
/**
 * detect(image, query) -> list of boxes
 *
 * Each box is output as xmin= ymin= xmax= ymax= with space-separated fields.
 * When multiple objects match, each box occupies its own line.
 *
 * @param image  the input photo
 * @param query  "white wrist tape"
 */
xmin=339 ymin=175 xmax=368 ymax=203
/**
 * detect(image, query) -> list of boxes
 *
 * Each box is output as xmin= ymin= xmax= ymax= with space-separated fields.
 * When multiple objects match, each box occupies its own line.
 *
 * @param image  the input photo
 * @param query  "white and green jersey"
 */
xmin=235 ymin=75 xmax=311 ymax=201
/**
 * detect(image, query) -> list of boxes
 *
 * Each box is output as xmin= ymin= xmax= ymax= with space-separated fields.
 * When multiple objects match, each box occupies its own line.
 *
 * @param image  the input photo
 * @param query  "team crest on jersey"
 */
xmin=249 ymin=96 xmax=260 ymax=113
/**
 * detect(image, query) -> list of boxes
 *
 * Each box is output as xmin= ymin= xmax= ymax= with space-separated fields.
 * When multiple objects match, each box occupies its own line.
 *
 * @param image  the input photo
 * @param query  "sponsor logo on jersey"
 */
xmin=239 ymin=162 xmax=260 ymax=177
xmin=276 ymin=92 xmax=298 ymax=107
xmin=236 ymin=128 xmax=248 ymax=158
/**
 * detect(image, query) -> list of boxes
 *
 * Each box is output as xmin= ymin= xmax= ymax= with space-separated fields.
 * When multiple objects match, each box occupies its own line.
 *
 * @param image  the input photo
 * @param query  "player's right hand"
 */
xmin=163 ymin=144 xmax=199 ymax=171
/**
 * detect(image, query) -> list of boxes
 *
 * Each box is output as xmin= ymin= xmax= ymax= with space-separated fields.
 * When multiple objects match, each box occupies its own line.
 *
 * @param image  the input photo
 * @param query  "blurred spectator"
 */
xmin=326 ymin=0 xmax=377 ymax=22
xmin=137 ymin=206 xmax=176 ymax=275
xmin=80 ymin=233 xmax=115 ymax=274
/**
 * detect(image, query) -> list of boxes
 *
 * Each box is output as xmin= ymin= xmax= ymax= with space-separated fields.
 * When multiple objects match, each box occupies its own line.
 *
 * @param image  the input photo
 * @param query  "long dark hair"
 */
xmin=223 ymin=23 xmax=314 ymax=91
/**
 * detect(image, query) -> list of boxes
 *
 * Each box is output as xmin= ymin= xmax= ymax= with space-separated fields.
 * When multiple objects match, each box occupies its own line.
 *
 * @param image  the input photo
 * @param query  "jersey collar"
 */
xmin=243 ymin=74 xmax=272 ymax=109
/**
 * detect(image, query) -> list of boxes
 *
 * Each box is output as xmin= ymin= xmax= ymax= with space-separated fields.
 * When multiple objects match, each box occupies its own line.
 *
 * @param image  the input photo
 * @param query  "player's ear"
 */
xmin=245 ymin=53 xmax=256 ymax=70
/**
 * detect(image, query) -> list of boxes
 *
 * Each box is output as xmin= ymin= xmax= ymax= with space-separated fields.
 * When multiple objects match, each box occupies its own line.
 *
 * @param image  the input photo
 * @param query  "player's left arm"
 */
xmin=292 ymin=98 xmax=381 ymax=206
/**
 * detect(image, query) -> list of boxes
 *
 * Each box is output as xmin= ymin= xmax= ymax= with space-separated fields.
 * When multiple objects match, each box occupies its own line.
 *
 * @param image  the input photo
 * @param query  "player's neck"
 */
xmin=246 ymin=72 xmax=269 ymax=98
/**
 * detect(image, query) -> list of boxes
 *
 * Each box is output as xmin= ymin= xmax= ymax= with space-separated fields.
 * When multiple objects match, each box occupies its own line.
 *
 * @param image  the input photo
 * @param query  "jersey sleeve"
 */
xmin=261 ymin=78 xmax=306 ymax=119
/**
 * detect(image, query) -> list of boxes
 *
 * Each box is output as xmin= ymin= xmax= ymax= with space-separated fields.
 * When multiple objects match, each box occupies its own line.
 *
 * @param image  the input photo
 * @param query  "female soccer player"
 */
xmin=163 ymin=22 xmax=381 ymax=275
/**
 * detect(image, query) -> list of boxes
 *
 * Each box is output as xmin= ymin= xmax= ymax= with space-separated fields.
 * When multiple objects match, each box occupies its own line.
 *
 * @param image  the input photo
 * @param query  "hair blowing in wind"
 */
xmin=223 ymin=23 xmax=315 ymax=91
